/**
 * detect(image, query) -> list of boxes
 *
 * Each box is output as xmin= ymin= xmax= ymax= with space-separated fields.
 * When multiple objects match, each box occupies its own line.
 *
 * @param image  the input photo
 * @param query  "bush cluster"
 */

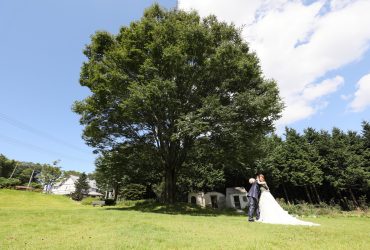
xmin=81 ymin=197 xmax=101 ymax=205
xmin=120 ymin=184 xmax=146 ymax=200
xmin=277 ymin=198 xmax=343 ymax=216
xmin=0 ymin=177 xmax=21 ymax=188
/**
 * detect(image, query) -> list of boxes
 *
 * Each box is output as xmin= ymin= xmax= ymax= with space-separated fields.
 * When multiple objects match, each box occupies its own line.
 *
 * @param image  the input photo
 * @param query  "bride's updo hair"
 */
xmin=259 ymin=174 xmax=265 ymax=181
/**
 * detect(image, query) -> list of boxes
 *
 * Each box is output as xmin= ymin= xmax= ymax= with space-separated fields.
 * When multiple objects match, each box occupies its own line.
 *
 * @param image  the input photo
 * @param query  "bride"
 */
xmin=256 ymin=174 xmax=319 ymax=226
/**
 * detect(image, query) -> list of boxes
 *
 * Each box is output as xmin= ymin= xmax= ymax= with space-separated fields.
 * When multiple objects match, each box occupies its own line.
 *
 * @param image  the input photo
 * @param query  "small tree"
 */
xmin=38 ymin=163 xmax=62 ymax=193
xmin=71 ymin=173 xmax=90 ymax=201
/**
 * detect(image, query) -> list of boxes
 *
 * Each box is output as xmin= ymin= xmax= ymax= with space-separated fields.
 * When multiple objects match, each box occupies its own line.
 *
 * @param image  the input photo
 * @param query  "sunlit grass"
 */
xmin=0 ymin=190 xmax=369 ymax=249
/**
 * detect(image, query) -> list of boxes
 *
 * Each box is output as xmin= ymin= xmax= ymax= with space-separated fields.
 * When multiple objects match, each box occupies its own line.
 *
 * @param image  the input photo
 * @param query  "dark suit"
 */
xmin=247 ymin=181 xmax=261 ymax=221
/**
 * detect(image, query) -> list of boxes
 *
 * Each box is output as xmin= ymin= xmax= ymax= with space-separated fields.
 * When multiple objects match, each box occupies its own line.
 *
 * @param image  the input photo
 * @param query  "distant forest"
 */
xmin=255 ymin=122 xmax=370 ymax=210
xmin=0 ymin=157 xmax=80 ymax=190
xmin=1 ymin=122 xmax=369 ymax=210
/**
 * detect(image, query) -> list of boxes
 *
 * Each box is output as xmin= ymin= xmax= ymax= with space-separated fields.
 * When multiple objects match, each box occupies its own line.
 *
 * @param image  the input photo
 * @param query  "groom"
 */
xmin=247 ymin=175 xmax=261 ymax=222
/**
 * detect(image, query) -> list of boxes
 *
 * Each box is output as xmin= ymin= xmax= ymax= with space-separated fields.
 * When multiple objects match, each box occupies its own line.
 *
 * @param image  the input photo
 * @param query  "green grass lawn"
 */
xmin=0 ymin=190 xmax=369 ymax=250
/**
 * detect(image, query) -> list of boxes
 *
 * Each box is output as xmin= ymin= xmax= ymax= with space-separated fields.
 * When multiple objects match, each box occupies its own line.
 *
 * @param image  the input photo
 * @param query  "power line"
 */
xmin=0 ymin=112 xmax=90 ymax=154
xmin=0 ymin=133 xmax=92 ymax=165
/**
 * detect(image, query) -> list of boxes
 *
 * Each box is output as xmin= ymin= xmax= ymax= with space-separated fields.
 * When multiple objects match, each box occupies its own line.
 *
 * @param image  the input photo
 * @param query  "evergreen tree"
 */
xmin=71 ymin=173 xmax=90 ymax=201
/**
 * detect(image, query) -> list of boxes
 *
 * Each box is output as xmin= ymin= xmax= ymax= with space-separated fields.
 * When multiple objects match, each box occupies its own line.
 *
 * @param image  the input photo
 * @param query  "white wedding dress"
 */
xmin=258 ymin=189 xmax=319 ymax=226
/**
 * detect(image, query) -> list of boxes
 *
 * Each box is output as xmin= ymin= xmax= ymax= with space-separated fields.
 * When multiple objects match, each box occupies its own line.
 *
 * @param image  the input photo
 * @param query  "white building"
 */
xmin=50 ymin=175 xmax=103 ymax=197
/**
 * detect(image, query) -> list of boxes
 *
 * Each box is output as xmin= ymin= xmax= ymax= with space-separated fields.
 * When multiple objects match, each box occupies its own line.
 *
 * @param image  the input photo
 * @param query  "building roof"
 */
xmin=52 ymin=175 xmax=98 ymax=190
xmin=88 ymin=191 xmax=103 ymax=196
xmin=226 ymin=187 xmax=247 ymax=194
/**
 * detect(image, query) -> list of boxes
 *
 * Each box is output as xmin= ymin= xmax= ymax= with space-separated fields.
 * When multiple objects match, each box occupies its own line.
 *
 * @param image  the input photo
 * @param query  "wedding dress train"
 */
xmin=257 ymin=190 xmax=319 ymax=226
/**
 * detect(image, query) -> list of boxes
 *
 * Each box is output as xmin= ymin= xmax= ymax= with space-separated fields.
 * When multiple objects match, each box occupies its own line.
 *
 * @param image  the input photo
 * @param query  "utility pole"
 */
xmin=27 ymin=169 xmax=35 ymax=189
xmin=9 ymin=163 xmax=18 ymax=179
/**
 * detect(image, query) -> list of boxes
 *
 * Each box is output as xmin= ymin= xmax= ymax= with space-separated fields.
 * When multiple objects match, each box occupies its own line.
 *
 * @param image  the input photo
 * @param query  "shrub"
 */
xmin=0 ymin=177 xmax=21 ymax=188
xmin=120 ymin=184 xmax=146 ymax=200
xmin=81 ymin=197 xmax=101 ymax=205
xmin=358 ymin=195 xmax=368 ymax=211
xmin=71 ymin=192 xmax=84 ymax=201
xmin=277 ymin=199 xmax=342 ymax=216
xmin=104 ymin=199 xmax=116 ymax=205
xmin=29 ymin=182 xmax=42 ymax=189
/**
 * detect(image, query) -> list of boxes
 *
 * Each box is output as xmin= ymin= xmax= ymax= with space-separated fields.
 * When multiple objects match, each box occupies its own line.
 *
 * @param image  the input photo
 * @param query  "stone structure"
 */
xmin=188 ymin=191 xmax=226 ymax=208
xmin=226 ymin=187 xmax=249 ymax=209
xmin=188 ymin=187 xmax=248 ymax=209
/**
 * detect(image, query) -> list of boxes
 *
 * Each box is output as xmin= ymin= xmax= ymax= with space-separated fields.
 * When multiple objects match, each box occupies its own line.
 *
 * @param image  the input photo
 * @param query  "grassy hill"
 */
xmin=0 ymin=189 xmax=369 ymax=249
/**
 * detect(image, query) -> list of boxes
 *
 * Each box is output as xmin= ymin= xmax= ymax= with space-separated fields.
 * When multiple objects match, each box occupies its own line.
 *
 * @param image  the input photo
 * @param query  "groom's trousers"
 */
xmin=248 ymin=197 xmax=260 ymax=221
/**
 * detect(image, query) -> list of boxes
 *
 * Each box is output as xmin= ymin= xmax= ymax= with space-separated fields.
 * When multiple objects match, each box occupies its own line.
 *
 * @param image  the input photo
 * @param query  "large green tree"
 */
xmin=0 ymin=154 xmax=17 ymax=178
xmin=73 ymin=4 xmax=283 ymax=202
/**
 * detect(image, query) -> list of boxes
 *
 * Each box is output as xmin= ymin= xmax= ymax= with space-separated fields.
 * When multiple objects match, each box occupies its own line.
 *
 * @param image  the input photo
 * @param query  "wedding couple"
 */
xmin=247 ymin=174 xmax=319 ymax=226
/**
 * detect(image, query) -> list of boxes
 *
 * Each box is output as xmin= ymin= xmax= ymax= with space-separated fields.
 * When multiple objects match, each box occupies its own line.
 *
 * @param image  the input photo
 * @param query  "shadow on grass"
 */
xmin=105 ymin=200 xmax=246 ymax=217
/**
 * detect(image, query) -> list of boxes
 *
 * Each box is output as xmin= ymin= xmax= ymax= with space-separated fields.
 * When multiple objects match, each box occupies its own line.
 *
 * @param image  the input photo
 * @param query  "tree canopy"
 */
xmin=74 ymin=4 xmax=283 ymax=202
xmin=257 ymin=124 xmax=370 ymax=209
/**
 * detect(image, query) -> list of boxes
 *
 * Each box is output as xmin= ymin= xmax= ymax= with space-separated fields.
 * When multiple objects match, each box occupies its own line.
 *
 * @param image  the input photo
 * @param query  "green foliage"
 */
xmin=277 ymin=198 xmax=342 ymax=217
xmin=120 ymin=184 xmax=146 ymax=200
xmin=71 ymin=173 xmax=90 ymax=201
xmin=29 ymin=182 xmax=43 ymax=189
xmin=94 ymin=144 xmax=162 ymax=201
xmin=38 ymin=164 xmax=62 ymax=193
xmin=18 ymin=168 xmax=36 ymax=184
xmin=0 ymin=155 xmax=17 ymax=178
xmin=0 ymin=177 xmax=21 ymax=188
xmin=81 ymin=197 xmax=101 ymax=205
xmin=0 ymin=155 xmax=62 ymax=190
xmin=258 ymin=123 xmax=370 ymax=208
xmin=74 ymin=4 xmax=283 ymax=203
xmin=62 ymin=170 xmax=81 ymax=178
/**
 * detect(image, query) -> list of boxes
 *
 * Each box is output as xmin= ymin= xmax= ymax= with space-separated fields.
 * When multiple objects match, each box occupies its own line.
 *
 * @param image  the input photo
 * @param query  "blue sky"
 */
xmin=1 ymin=0 xmax=369 ymax=173
xmin=0 ymin=0 xmax=176 ymax=172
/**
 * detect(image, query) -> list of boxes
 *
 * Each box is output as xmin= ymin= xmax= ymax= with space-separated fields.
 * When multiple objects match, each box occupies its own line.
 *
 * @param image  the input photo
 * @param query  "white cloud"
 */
xmin=330 ymin=0 xmax=353 ymax=10
xmin=340 ymin=94 xmax=352 ymax=101
xmin=178 ymin=0 xmax=262 ymax=26
xmin=303 ymin=76 xmax=344 ymax=101
xmin=349 ymin=73 xmax=370 ymax=112
xmin=179 ymin=0 xmax=370 ymax=126
xmin=277 ymin=76 xmax=343 ymax=125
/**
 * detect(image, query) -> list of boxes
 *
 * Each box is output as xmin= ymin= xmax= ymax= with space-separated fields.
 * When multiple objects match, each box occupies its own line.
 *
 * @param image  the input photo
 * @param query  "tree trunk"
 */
xmin=113 ymin=183 xmax=119 ymax=201
xmin=304 ymin=185 xmax=313 ymax=204
xmin=348 ymin=188 xmax=359 ymax=209
xmin=308 ymin=185 xmax=318 ymax=204
xmin=308 ymin=185 xmax=315 ymax=203
xmin=282 ymin=184 xmax=291 ymax=205
xmin=338 ymin=190 xmax=349 ymax=210
xmin=164 ymin=167 xmax=176 ymax=204
xmin=312 ymin=185 xmax=322 ymax=203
